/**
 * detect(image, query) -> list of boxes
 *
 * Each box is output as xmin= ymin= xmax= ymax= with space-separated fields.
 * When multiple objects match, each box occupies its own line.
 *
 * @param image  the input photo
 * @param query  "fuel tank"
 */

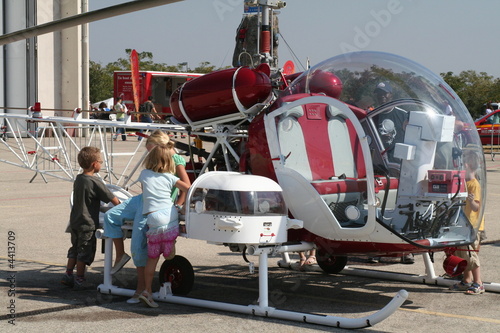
xmin=170 ymin=66 xmax=272 ymax=126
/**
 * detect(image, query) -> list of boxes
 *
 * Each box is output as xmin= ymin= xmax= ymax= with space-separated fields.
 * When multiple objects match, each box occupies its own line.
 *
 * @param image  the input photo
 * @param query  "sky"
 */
xmin=89 ymin=0 xmax=500 ymax=78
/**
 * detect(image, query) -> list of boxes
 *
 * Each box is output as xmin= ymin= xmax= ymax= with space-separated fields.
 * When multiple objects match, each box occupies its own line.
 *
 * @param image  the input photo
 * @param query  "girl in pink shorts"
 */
xmin=137 ymin=131 xmax=190 ymax=307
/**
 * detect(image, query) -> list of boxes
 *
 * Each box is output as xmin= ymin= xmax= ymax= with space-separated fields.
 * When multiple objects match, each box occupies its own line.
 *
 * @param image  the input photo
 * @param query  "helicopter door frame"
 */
xmin=263 ymin=95 xmax=377 ymax=239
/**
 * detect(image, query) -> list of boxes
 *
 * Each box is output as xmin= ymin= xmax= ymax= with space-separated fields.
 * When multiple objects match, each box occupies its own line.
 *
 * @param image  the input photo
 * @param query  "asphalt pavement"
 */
xmin=1 ymin=140 xmax=500 ymax=332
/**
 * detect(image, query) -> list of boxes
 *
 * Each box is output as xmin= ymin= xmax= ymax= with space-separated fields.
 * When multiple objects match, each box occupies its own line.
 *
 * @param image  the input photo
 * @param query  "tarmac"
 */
xmin=1 ymin=138 xmax=500 ymax=332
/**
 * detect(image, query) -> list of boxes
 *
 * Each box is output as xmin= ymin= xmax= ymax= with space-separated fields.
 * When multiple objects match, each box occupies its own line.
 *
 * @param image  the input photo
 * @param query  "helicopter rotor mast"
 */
xmin=257 ymin=0 xmax=286 ymax=65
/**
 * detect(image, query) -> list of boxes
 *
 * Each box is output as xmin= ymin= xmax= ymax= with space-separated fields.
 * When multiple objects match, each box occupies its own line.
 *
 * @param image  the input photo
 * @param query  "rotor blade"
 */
xmin=0 ymin=0 xmax=184 ymax=46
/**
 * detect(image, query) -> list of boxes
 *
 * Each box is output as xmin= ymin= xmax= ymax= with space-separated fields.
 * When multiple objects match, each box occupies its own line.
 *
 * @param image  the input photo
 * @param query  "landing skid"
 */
xmin=279 ymin=252 xmax=500 ymax=293
xmin=97 ymin=238 xmax=408 ymax=329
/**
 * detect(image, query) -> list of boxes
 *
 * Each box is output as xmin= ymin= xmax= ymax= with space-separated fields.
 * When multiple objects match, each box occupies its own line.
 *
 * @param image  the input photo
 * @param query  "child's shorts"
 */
xmin=67 ymin=228 xmax=96 ymax=266
xmin=147 ymin=227 xmax=179 ymax=259
xmin=455 ymin=236 xmax=480 ymax=270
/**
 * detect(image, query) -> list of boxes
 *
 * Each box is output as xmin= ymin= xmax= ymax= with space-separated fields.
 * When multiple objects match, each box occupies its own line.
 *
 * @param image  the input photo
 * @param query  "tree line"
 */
xmin=89 ymin=49 xmax=222 ymax=104
xmin=90 ymin=50 xmax=500 ymax=119
xmin=441 ymin=71 xmax=500 ymax=119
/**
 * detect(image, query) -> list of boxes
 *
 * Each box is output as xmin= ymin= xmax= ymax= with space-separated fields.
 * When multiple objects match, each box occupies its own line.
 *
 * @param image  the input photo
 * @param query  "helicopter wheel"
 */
xmin=158 ymin=255 xmax=194 ymax=295
xmin=316 ymin=249 xmax=348 ymax=274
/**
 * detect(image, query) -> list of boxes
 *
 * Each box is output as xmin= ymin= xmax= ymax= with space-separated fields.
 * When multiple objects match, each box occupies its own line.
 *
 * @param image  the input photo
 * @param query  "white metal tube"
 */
xmin=342 ymin=267 xmax=500 ymax=293
xmin=259 ymin=289 xmax=408 ymax=329
xmin=258 ymin=252 xmax=268 ymax=308
xmin=275 ymin=242 xmax=315 ymax=253
xmin=247 ymin=242 xmax=314 ymax=256
xmin=145 ymin=287 xmax=408 ymax=329
xmin=422 ymin=252 xmax=438 ymax=278
xmin=97 ymin=241 xmax=408 ymax=329
xmin=102 ymin=237 xmax=113 ymax=287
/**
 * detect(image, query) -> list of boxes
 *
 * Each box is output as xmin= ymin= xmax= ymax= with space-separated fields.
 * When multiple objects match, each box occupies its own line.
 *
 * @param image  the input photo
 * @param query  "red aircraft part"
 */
xmin=289 ymin=70 xmax=343 ymax=99
xmin=170 ymin=66 xmax=272 ymax=124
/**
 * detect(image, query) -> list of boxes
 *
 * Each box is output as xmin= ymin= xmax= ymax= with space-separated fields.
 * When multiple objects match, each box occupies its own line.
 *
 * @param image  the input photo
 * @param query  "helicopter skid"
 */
xmin=97 ymin=238 xmax=407 ymax=329
xmin=342 ymin=253 xmax=500 ymax=293
xmin=278 ymin=252 xmax=500 ymax=293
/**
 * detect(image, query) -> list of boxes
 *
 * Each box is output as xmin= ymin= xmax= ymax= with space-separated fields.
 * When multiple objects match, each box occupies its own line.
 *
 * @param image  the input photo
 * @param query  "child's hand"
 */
xmin=467 ymin=193 xmax=475 ymax=202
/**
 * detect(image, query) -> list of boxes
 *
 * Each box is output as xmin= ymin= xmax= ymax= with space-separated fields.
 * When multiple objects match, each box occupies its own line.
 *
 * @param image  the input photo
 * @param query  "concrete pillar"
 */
xmin=3 ymin=1 xmax=28 ymax=115
xmin=59 ymin=1 xmax=83 ymax=117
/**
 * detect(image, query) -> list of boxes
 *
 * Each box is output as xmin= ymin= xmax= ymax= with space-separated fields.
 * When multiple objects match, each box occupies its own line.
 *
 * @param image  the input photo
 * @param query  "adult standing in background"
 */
xmin=485 ymin=102 xmax=494 ymax=115
xmin=138 ymin=96 xmax=159 ymax=141
xmin=114 ymin=97 xmax=127 ymax=141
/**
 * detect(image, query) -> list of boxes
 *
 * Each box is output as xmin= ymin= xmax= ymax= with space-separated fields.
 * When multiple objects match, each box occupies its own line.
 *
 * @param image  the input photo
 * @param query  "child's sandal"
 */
xmin=305 ymin=255 xmax=317 ymax=266
xmin=139 ymin=291 xmax=159 ymax=308
xmin=465 ymin=283 xmax=485 ymax=295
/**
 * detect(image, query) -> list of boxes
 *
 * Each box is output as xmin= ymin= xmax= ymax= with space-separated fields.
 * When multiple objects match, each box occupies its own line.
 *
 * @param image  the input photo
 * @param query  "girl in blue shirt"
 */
xmin=138 ymin=132 xmax=190 ymax=307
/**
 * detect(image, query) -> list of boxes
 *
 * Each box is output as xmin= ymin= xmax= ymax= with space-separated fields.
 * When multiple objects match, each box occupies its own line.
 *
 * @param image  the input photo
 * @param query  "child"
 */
xmin=137 ymin=133 xmax=190 ymax=307
xmin=62 ymin=147 xmax=120 ymax=290
xmin=449 ymin=150 xmax=485 ymax=295
xmin=103 ymin=130 xmax=190 ymax=304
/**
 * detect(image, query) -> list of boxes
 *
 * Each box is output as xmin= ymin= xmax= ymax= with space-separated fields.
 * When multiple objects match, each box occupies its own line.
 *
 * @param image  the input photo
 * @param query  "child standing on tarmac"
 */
xmin=61 ymin=147 xmax=120 ymax=290
xmin=449 ymin=150 xmax=485 ymax=295
xmin=103 ymin=130 xmax=190 ymax=305
xmin=137 ymin=133 xmax=190 ymax=307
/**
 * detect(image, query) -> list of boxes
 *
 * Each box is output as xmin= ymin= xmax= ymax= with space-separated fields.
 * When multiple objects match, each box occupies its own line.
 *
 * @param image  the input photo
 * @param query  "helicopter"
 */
xmin=164 ymin=1 xmax=485 ymax=275
xmin=0 ymin=0 xmax=494 ymax=329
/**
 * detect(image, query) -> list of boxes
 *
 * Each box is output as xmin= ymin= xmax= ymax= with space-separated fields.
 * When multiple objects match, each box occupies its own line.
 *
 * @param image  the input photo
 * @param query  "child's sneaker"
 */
xmin=73 ymin=277 xmax=92 ymax=291
xmin=61 ymin=273 xmax=74 ymax=287
xmin=465 ymin=282 xmax=485 ymax=295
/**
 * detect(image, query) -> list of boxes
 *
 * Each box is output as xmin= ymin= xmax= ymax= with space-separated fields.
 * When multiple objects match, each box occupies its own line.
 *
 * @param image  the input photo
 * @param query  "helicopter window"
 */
xmin=366 ymin=100 xmax=435 ymax=174
xmin=373 ymin=104 xmax=409 ymax=164
xmin=256 ymin=191 xmax=287 ymax=215
xmin=192 ymin=188 xmax=286 ymax=216
xmin=203 ymin=189 xmax=237 ymax=214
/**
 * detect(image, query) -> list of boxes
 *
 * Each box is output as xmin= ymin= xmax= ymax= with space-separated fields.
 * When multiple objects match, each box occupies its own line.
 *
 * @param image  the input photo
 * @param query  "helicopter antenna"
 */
xmin=277 ymin=32 xmax=307 ymax=72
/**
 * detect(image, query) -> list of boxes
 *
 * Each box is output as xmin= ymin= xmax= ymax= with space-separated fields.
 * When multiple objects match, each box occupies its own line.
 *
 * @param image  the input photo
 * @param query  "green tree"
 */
xmin=89 ymin=60 xmax=113 ymax=103
xmin=192 ymin=61 xmax=217 ymax=74
xmin=441 ymin=70 xmax=500 ymax=118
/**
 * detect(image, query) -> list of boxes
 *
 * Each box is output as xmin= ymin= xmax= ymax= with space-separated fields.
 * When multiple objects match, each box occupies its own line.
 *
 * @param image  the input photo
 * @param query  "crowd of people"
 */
xmin=89 ymin=96 xmax=160 ymax=142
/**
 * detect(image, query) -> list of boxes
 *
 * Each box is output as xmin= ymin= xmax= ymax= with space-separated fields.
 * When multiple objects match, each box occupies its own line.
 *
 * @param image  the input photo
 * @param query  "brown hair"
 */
xmin=464 ymin=149 xmax=480 ymax=172
xmin=143 ymin=130 xmax=175 ymax=173
xmin=78 ymin=146 xmax=101 ymax=169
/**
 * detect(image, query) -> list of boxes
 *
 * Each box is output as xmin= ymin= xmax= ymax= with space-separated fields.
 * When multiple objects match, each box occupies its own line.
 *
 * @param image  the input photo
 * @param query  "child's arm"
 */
xmin=467 ymin=193 xmax=480 ymax=212
xmin=175 ymin=179 xmax=191 ymax=194
xmin=175 ymin=164 xmax=191 ymax=206
xmin=99 ymin=197 xmax=121 ymax=213
xmin=110 ymin=196 xmax=121 ymax=206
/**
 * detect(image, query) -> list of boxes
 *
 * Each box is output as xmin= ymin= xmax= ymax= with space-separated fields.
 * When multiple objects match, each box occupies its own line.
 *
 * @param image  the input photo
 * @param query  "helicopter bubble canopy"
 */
xmin=285 ymin=51 xmax=485 ymax=248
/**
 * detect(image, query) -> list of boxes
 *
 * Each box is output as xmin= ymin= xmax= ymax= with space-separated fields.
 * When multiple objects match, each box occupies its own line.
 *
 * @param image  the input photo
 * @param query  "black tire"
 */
xmin=316 ymin=249 xmax=348 ymax=274
xmin=158 ymin=255 xmax=194 ymax=295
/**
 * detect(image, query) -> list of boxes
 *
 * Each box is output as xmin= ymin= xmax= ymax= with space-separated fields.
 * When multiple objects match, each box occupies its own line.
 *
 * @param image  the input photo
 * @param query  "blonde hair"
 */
xmin=143 ymin=130 xmax=175 ymax=173
xmin=78 ymin=146 xmax=101 ymax=169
